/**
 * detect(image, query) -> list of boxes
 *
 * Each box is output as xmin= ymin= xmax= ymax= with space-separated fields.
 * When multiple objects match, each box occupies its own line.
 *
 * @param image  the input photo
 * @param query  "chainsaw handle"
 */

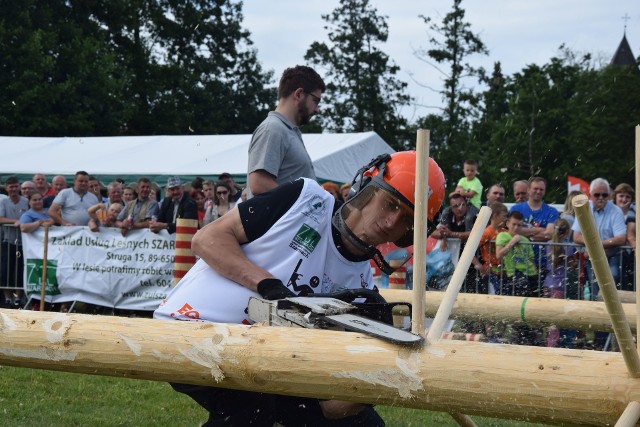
xmin=305 ymin=288 xmax=387 ymax=304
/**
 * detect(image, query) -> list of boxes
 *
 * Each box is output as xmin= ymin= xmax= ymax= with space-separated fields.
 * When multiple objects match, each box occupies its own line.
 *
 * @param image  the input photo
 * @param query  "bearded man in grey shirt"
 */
xmin=247 ymin=65 xmax=325 ymax=198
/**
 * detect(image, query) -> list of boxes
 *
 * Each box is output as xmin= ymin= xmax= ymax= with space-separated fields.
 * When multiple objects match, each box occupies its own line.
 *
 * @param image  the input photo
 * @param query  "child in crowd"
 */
xmin=496 ymin=210 xmax=540 ymax=345
xmin=455 ymin=159 xmax=483 ymax=209
xmin=495 ymin=211 xmax=539 ymax=296
xmin=473 ymin=201 xmax=508 ymax=295
xmin=543 ymin=218 xmax=579 ymax=347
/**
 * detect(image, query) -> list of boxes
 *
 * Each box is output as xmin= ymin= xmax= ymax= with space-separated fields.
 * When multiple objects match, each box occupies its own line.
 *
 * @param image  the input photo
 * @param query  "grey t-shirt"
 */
xmin=52 ymin=188 xmax=99 ymax=226
xmin=0 ymin=196 xmax=28 ymax=243
xmin=247 ymin=111 xmax=316 ymax=197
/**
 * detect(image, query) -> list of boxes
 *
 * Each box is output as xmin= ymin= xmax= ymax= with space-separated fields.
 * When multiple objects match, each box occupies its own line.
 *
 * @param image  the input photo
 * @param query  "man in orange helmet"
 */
xmin=154 ymin=151 xmax=445 ymax=426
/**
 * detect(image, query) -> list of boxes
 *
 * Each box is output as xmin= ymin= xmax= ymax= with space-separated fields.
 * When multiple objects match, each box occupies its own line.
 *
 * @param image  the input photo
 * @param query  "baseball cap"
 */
xmin=167 ymin=176 xmax=183 ymax=188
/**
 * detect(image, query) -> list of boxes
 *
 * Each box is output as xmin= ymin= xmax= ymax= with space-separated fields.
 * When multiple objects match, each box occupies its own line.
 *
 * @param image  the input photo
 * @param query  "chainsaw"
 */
xmin=247 ymin=289 xmax=424 ymax=346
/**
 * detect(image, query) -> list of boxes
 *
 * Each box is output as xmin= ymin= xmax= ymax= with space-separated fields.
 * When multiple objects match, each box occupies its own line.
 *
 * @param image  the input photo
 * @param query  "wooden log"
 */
xmin=616 ymin=401 xmax=640 ymax=427
xmin=0 ymin=309 xmax=639 ymax=426
xmin=426 ymin=206 xmax=491 ymax=342
xmin=573 ymin=194 xmax=640 ymax=377
xmin=635 ymin=124 xmax=640 ymax=353
xmin=597 ymin=290 xmax=636 ymax=304
xmin=381 ymin=289 xmax=638 ymax=333
xmin=412 ymin=129 xmax=429 ymax=335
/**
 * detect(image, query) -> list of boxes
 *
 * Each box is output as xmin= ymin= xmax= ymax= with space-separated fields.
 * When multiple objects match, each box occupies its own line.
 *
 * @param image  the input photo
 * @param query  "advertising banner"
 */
xmin=22 ymin=226 xmax=176 ymax=310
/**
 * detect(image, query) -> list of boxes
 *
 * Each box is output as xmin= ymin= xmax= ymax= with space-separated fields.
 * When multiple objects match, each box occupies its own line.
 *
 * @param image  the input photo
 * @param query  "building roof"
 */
xmin=611 ymin=33 xmax=637 ymax=67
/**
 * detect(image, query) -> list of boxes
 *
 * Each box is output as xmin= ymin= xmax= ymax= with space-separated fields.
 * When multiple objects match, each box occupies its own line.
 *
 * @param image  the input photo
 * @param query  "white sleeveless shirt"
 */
xmin=154 ymin=179 xmax=374 ymax=324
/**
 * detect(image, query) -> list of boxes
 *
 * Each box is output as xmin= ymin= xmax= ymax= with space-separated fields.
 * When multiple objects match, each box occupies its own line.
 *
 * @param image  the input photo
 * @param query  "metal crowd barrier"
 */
xmin=464 ymin=239 xmax=636 ymax=299
xmin=2 ymin=224 xmax=637 ymax=305
xmin=0 ymin=224 xmax=24 ymax=306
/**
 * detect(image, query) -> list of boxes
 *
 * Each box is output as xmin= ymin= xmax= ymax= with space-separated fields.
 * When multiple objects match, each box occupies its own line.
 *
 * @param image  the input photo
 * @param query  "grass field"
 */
xmin=0 ymin=365 xmax=548 ymax=426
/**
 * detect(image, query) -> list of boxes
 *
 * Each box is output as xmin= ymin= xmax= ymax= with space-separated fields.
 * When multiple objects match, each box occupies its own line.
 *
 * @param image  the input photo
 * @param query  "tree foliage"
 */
xmin=476 ymin=47 xmax=640 ymax=203
xmin=0 ymin=0 xmax=275 ymax=136
xmin=414 ymin=0 xmax=489 ymax=182
xmin=304 ymin=0 xmax=411 ymax=150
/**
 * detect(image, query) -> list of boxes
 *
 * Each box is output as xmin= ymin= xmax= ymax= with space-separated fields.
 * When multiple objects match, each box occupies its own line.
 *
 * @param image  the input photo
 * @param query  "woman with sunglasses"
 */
xmin=203 ymin=182 xmax=236 ymax=226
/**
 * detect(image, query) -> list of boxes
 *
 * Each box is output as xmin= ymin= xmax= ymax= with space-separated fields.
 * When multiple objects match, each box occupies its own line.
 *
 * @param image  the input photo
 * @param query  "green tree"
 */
xmin=0 ymin=0 xmax=275 ymax=136
xmin=92 ymin=0 xmax=275 ymax=135
xmin=415 ymin=0 xmax=488 ymax=177
xmin=304 ymin=0 xmax=411 ymax=150
xmin=476 ymin=47 xmax=640 ymax=203
xmin=0 ymin=1 xmax=126 ymax=136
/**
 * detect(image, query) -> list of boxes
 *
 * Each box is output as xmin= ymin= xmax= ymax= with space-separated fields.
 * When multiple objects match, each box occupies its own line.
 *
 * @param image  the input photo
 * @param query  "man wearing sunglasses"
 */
xmin=572 ymin=177 xmax=626 ymax=300
xmin=247 ymin=65 xmax=326 ymax=199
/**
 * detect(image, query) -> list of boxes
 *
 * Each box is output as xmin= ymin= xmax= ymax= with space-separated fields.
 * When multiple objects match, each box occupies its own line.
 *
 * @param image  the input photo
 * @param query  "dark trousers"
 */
xmin=171 ymin=383 xmax=385 ymax=427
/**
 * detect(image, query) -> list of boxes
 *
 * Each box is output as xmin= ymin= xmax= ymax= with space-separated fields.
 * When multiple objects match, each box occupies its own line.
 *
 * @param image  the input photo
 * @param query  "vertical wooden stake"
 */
xmin=426 ymin=207 xmax=491 ymax=342
xmin=39 ymin=224 xmax=49 ymax=311
xmin=633 ymin=125 xmax=640 ymax=352
xmin=573 ymin=194 xmax=640 ymax=377
xmin=615 ymin=401 xmax=640 ymax=427
xmin=411 ymin=129 xmax=429 ymax=335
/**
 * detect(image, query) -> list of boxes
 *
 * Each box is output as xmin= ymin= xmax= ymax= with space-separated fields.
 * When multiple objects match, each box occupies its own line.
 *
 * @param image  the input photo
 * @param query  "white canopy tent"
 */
xmin=0 ymin=132 xmax=394 ymax=186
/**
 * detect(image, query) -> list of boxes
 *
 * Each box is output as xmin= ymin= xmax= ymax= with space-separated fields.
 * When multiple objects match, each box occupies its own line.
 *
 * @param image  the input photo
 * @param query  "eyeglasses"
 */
xmin=593 ymin=193 xmax=609 ymax=199
xmin=306 ymin=92 xmax=321 ymax=106
xmin=217 ymin=191 xmax=229 ymax=195
xmin=450 ymin=202 xmax=465 ymax=209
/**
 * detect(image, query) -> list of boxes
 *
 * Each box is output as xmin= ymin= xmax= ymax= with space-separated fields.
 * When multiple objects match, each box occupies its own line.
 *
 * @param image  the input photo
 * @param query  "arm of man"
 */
xmin=48 ymin=203 xmax=68 ymax=226
xmin=248 ymin=169 xmax=278 ymax=196
xmin=191 ymin=209 xmax=271 ymax=291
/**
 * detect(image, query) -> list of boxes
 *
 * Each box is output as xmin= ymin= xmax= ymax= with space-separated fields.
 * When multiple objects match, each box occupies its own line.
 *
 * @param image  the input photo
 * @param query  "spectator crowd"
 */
xmin=0 ymin=171 xmax=245 ymax=310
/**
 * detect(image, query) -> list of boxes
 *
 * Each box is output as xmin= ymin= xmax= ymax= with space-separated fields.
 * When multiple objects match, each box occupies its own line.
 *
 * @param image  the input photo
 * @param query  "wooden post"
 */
xmin=615 ymin=401 xmax=640 ymax=427
xmin=381 ymin=289 xmax=640 ymax=333
xmin=2 ymin=308 xmax=640 ymax=426
xmin=573 ymin=194 xmax=640 ymax=377
xmin=426 ymin=206 xmax=491 ymax=342
xmin=412 ymin=129 xmax=429 ymax=335
xmin=173 ymin=218 xmax=199 ymax=285
xmin=633 ymin=125 xmax=640 ymax=353
xmin=39 ymin=224 xmax=49 ymax=311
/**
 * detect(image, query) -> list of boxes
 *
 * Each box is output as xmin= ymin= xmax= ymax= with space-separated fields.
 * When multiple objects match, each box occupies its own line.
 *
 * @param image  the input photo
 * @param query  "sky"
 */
xmin=242 ymin=0 xmax=639 ymax=121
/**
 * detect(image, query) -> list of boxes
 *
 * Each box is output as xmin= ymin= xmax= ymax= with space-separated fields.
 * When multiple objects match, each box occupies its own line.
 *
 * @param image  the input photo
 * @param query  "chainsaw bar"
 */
xmin=247 ymin=296 xmax=424 ymax=346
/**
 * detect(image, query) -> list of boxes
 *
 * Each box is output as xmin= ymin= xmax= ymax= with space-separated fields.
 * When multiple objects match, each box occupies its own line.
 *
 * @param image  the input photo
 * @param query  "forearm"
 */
xmin=495 ymin=246 xmax=510 ymax=260
xmin=191 ymin=211 xmax=271 ymax=291
xmin=48 ymin=206 xmax=66 ymax=225
xmin=248 ymin=170 xmax=277 ymax=196
xmin=602 ymin=235 xmax=626 ymax=249
xmin=19 ymin=222 xmax=40 ymax=233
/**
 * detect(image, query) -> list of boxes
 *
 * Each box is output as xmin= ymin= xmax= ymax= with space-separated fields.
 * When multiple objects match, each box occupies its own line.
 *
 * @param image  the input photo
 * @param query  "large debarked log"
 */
xmin=0 ymin=308 xmax=638 ymax=426
xmin=381 ymin=289 xmax=638 ymax=333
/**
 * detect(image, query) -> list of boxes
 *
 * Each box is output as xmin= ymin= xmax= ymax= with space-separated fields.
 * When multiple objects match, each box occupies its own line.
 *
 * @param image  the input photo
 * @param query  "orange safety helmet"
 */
xmin=366 ymin=151 xmax=445 ymax=224
xmin=341 ymin=151 xmax=445 ymax=248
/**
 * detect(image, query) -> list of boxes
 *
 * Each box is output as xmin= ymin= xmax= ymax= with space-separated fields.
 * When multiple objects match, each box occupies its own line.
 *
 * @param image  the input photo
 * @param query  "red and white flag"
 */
xmin=567 ymin=176 xmax=590 ymax=198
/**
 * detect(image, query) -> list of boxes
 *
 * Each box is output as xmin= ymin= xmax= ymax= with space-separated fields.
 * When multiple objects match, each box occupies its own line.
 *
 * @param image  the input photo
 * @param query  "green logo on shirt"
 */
xmin=290 ymin=224 xmax=321 ymax=257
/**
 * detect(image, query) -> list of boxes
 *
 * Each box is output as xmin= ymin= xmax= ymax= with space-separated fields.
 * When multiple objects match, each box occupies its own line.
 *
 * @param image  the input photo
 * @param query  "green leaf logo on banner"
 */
xmin=25 ymin=259 xmax=61 ymax=295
